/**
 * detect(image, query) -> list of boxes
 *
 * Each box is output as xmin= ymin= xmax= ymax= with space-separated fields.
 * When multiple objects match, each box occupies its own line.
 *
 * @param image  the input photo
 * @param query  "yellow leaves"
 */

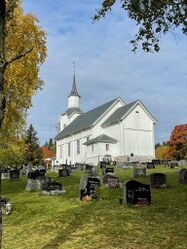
xmin=155 ymin=145 xmax=169 ymax=160
xmin=2 ymin=2 xmax=47 ymax=133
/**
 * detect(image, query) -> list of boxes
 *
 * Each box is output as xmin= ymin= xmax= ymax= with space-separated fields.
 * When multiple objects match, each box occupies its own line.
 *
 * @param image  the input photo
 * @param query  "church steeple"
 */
xmin=68 ymin=63 xmax=81 ymax=109
xmin=69 ymin=73 xmax=80 ymax=97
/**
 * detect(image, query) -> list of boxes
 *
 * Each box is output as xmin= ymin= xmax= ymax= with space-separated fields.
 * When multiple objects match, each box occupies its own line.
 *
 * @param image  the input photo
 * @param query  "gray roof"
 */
xmin=69 ymin=74 xmax=80 ymax=97
xmin=101 ymin=100 xmax=138 ymax=128
xmin=66 ymin=107 xmax=82 ymax=117
xmin=55 ymin=98 xmax=118 ymax=140
xmin=83 ymin=134 xmax=117 ymax=145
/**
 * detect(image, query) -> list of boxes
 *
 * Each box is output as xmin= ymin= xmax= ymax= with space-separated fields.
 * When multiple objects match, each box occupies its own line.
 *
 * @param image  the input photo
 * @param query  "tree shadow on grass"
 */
xmin=40 ymin=201 xmax=98 ymax=249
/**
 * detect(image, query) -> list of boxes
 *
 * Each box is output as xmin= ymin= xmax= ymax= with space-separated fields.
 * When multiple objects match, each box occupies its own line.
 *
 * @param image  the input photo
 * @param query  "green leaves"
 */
xmin=94 ymin=0 xmax=187 ymax=52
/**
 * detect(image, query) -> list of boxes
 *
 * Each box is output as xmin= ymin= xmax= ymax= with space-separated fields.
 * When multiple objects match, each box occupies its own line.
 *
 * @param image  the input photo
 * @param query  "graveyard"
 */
xmin=1 ymin=165 xmax=187 ymax=249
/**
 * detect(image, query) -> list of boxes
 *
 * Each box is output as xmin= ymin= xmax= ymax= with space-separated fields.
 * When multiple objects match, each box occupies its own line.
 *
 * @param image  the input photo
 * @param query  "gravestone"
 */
xmin=147 ymin=162 xmax=155 ymax=169
xmin=133 ymin=165 xmax=146 ymax=177
xmin=150 ymin=173 xmax=167 ymax=188
xmin=1 ymin=197 xmax=12 ymax=215
xmin=28 ymin=169 xmax=46 ymax=179
xmin=42 ymin=179 xmax=62 ymax=191
xmin=80 ymin=176 xmax=100 ymax=201
xmin=19 ymin=167 xmax=26 ymax=176
xmin=123 ymin=180 xmax=151 ymax=205
xmin=26 ymin=176 xmax=63 ymax=192
xmin=26 ymin=179 xmax=38 ymax=191
xmin=105 ymin=167 xmax=114 ymax=174
xmin=28 ymin=171 xmax=37 ymax=179
xmin=59 ymin=167 xmax=70 ymax=177
xmin=152 ymin=159 xmax=160 ymax=165
xmin=85 ymin=164 xmax=93 ymax=171
xmin=102 ymin=173 xmax=119 ymax=188
xmin=178 ymin=169 xmax=187 ymax=184
xmin=10 ymin=170 xmax=19 ymax=180
xmin=1 ymin=172 xmax=10 ymax=179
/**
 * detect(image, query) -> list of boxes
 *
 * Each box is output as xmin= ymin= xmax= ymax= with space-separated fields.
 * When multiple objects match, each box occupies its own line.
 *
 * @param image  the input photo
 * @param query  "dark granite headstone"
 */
xmin=85 ymin=164 xmax=93 ymax=171
xmin=105 ymin=167 xmax=114 ymax=174
xmin=150 ymin=173 xmax=167 ymax=188
xmin=59 ymin=168 xmax=70 ymax=177
xmin=43 ymin=181 xmax=62 ymax=191
xmin=102 ymin=173 xmax=119 ymax=188
xmin=123 ymin=180 xmax=151 ymax=205
xmin=100 ymin=161 xmax=106 ymax=168
xmin=80 ymin=176 xmax=100 ymax=200
xmin=28 ymin=171 xmax=37 ymax=179
xmin=147 ymin=162 xmax=155 ymax=169
xmin=152 ymin=159 xmax=160 ymax=165
xmin=178 ymin=169 xmax=187 ymax=184
xmin=10 ymin=170 xmax=19 ymax=179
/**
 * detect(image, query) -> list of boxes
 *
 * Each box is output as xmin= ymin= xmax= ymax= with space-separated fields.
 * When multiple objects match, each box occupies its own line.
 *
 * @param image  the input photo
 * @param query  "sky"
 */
xmin=22 ymin=0 xmax=187 ymax=145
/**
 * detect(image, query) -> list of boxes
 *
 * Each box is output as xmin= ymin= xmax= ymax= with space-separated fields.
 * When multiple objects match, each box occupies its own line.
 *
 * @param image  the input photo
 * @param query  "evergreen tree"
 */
xmin=25 ymin=124 xmax=42 ymax=165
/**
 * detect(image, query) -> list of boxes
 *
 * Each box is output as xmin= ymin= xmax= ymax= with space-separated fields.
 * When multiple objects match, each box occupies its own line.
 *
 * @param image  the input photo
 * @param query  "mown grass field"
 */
xmin=1 ymin=166 xmax=187 ymax=249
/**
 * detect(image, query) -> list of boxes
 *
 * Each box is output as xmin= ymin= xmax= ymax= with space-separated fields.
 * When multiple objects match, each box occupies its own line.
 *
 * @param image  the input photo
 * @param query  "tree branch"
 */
xmin=4 ymin=47 xmax=33 ymax=68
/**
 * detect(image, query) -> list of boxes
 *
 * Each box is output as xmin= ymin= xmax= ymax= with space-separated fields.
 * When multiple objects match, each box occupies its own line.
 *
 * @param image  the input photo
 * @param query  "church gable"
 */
xmin=101 ymin=100 xmax=138 ymax=128
xmin=102 ymin=100 xmax=156 ymax=128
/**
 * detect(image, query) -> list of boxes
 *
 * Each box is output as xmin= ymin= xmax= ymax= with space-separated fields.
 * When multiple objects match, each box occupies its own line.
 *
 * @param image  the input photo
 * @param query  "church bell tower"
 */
xmin=68 ymin=64 xmax=80 ymax=109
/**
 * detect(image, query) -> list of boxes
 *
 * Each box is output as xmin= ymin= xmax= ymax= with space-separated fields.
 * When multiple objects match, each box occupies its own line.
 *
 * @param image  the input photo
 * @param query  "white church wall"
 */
xmin=122 ymin=103 xmax=155 ymax=157
xmin=104 ymin=123 xmax=121 ymax=155
xmin=123 ymin=104 xmax=154 ymax=130
xmin=59 ymin=114 xmax=69 ymax=131
xmin=56 ymin=128 xmax=93 ymax=164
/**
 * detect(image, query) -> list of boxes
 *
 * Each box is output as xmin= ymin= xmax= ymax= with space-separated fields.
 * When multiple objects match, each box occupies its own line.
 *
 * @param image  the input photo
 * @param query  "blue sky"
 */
xmin=22 ymin=0 xmax=187 ymax=145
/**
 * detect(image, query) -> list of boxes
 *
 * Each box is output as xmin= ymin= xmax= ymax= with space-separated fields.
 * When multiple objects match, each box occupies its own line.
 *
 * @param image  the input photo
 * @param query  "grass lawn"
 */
xmin=1 ymin=166 xmax=187 ymax=249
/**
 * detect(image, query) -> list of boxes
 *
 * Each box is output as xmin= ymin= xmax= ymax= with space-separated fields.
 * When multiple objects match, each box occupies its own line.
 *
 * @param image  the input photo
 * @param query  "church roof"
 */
xmin=101 ymin=100 xmax=138 ymax=128
xmin=83 ymin=134 xmax=117 ymax=145
xmin=69 ymin=74 xmax=80 ymax=97
xmin=55 ymin=98 xmax=118 ymax=140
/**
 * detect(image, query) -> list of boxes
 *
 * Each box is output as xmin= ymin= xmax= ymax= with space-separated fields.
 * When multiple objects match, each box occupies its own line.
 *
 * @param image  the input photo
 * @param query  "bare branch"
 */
xmin=4 ymin=47 xmax=33 ymax=68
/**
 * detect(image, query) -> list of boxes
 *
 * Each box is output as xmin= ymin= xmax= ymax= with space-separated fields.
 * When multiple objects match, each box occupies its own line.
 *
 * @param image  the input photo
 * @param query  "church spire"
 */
xmin=68 ymin=62 xmax=81 ymax=109
xmin=69 ymin=62 xmax=80 ymax=97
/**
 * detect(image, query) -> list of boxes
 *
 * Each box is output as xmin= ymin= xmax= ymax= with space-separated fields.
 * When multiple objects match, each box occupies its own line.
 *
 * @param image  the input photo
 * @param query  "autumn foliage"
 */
xmin=165 ymin=124 xmax=187 ymax=160
xmin=2 ymin=2 xmax=47 ymax=133
xmin=41 ymin=146 xmax=55 ymax=159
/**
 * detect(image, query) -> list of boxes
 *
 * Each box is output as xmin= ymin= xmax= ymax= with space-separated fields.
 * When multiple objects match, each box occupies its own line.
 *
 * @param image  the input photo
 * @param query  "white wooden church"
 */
xmin=55 ymin=74 xmax=156 ymax=165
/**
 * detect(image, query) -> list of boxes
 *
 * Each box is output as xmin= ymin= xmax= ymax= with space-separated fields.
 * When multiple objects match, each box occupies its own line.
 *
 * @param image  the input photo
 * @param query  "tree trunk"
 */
xmin=0 ymin=0 xmax=6 ymax=129
xmin=0 ymin=0 xmax=6 ymax=246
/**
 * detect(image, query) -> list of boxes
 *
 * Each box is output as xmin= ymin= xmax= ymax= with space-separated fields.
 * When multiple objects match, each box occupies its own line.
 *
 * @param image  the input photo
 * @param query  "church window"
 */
xmin=68 ymin=143 xmax=71 ymax=156
xmin=91 ymin=144 xmax=94 ymax=152
xmin=106 ymin=144 xmax=109 ymax=151
xmin=77 ymin=140 xmax=80 ymax=154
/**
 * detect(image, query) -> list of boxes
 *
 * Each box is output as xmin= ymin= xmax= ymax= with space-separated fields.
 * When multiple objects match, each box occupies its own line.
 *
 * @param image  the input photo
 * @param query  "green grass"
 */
xmin=1 ymin=166 xmax=187 ymax=249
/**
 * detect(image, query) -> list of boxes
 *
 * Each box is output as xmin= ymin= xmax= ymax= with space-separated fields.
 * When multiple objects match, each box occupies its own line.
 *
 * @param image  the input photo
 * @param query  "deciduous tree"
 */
xmin=0 ymin=135 xmax=26 ymax=167
xmin=155 ymin=144 xmax=169 ymax=160
xmin=0 ymin=0 xmax=47 ymax=133
xmin=94 ymin=0 xmax=187 ymax=52
xmin=166 ymin=124 xmax=187 ymax=160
